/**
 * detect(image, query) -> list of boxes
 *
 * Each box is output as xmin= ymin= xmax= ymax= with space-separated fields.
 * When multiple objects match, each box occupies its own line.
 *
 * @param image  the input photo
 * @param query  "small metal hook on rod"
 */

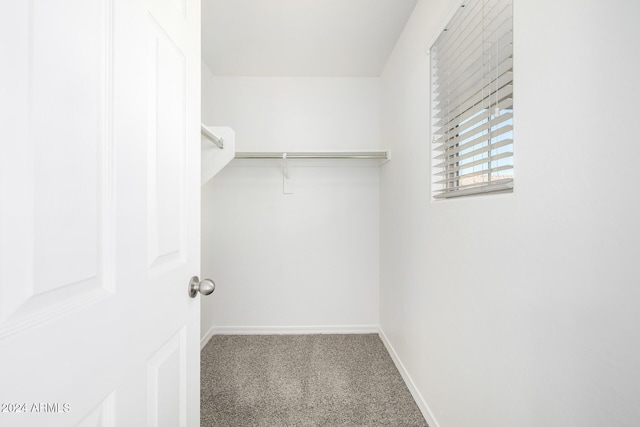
xmin=282 ymin=152 xmax=289 ymax=179
xmin=282 ymin=152 xmax=293 ymax=194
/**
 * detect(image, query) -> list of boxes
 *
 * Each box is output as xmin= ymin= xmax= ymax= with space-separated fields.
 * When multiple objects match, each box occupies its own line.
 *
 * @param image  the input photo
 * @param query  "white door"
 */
xmin=0 ymin=0 xmax=203 ymax=426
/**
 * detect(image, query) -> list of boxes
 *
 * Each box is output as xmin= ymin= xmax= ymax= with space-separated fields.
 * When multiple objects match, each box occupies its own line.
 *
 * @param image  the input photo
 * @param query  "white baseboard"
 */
xmin=200 ymin=323 xmax=217 ymax=350
xmin=200 ymin=324 xmax=378 ymax=349
xmin=378 ymin=327 xmax=440 ymax=427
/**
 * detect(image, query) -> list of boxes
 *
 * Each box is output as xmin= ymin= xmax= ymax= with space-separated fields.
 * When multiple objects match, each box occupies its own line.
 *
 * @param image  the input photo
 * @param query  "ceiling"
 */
xmin=201 ymin=0 xmax=418 ymax=77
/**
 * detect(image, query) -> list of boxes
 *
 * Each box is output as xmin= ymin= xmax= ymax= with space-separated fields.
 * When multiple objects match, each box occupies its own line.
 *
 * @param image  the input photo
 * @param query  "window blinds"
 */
xmin=431 ymin=0 xmax=513 ymax=199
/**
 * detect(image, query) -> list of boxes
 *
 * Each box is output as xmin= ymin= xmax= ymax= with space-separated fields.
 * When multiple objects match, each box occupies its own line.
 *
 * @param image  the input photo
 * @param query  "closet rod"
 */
xmin=235 ymin=151 xmax=389 ymax=160
xmin=201 ymin=124 xmax=224 ymax=149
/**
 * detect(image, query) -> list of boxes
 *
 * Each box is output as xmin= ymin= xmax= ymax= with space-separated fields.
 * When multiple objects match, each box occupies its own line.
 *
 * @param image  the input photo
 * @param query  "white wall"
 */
xmin=204 ymin=74 xmax=381 ymax=151
xmin=201 ymin=67 xmax=381 ymax=336
xmin=379 ymin=1 xmax=640 ymax=426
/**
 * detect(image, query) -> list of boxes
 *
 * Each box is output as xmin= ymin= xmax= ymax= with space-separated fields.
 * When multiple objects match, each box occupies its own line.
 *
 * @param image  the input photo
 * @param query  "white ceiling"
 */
xmin=201 ymin=0 xmax=418 ymax=76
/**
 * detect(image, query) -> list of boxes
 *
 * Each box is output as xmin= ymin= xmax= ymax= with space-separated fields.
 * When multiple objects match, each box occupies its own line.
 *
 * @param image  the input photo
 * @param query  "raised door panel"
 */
xmin=147 ymin=328 xmax=188 ymax=427
xmin=146 ymin=17 xmax=187 ymax=276
xmin=0 ymin=0 xmax=113 ymax=339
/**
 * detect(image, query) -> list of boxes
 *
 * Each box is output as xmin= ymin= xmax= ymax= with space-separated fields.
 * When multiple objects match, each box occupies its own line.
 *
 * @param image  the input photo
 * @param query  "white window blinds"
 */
xmin=431 ymin=0 xmax=513 ymax=199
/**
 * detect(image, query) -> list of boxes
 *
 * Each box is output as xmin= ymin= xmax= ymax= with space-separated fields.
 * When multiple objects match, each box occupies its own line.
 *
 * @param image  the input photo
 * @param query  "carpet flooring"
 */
xmin=201 ymin=334 xmax=428 ymax=426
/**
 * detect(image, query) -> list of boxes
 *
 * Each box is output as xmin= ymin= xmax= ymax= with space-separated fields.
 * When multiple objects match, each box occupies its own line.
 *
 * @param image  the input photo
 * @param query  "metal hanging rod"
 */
xmin=201 ymin=124 xmax=224 ymax=149
xmin=235 ymin=151 xmax=389 ymax=160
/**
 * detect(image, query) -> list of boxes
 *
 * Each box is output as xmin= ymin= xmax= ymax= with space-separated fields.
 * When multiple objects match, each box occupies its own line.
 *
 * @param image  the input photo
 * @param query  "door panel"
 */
xmin=0 ymin=0 xmax=201 ymax=425
xmin=0 ymin=0 xmax=113 ymax=339
xmin=31 ymin=0 xmax=105 ymax=295
xmin=147 ymin=327 xmax=187 ymax=427
xmin=147 ymin=17 xmax=187 ymax=273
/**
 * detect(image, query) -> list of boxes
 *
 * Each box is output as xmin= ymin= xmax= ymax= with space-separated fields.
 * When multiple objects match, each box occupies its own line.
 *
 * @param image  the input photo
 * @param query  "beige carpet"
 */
xmin=201 ymin=334 xmax=428 ymax=426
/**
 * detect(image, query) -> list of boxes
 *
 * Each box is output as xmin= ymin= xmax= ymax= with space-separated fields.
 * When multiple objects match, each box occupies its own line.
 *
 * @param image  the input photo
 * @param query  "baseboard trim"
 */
xmin=378 ymin=327 xmax=440 ymax=427
xmin=201 ymin=324 xmax=378 ymax=349
xmin=201 ymin=323 xmax=217 ymax=350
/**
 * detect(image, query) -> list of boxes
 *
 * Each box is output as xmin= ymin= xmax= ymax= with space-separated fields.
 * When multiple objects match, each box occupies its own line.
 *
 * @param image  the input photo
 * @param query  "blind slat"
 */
xmin=433 ymin=178 xmax=513 ymax=199
xmin=432 ymin=40 xmax=512 ymax=104
xmin=434 ymin=97 xmax=513 ymax=140
xmin=433 ymin=151 xmax=512 ymax=176
xmin=434 ymin=138 xmax=513 ymax=168
xmin=436 ymin=0 xmax=486 ymax=56
xmin=436 ymin=176 xmax=514 ymax=193
xmin=436 ymin=0 xmax=508 ymax=66
xmin=433 ymin=109 xmax=512 ymax=148
xmin=434 ymin=63 xmax=512 ymax=120
xmin=434 ymin=124 xmax=513 ymax=155
xmin=434 ymin=164 xmax=513 ymax=185
xmin=435 ymin=13 xmax=513 ymax=81
xmin=434 ymin=83 xmax=513 ymax=129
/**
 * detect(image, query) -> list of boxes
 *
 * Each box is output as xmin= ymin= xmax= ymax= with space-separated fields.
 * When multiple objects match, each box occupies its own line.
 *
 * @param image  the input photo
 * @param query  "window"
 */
xmin=431 ymin=0 xmax=513 ymax=199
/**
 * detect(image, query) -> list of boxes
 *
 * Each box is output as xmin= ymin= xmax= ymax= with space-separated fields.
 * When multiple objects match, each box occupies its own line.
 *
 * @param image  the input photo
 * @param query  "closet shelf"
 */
xmin=235 ymin=151 xmax=390 ymax=160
